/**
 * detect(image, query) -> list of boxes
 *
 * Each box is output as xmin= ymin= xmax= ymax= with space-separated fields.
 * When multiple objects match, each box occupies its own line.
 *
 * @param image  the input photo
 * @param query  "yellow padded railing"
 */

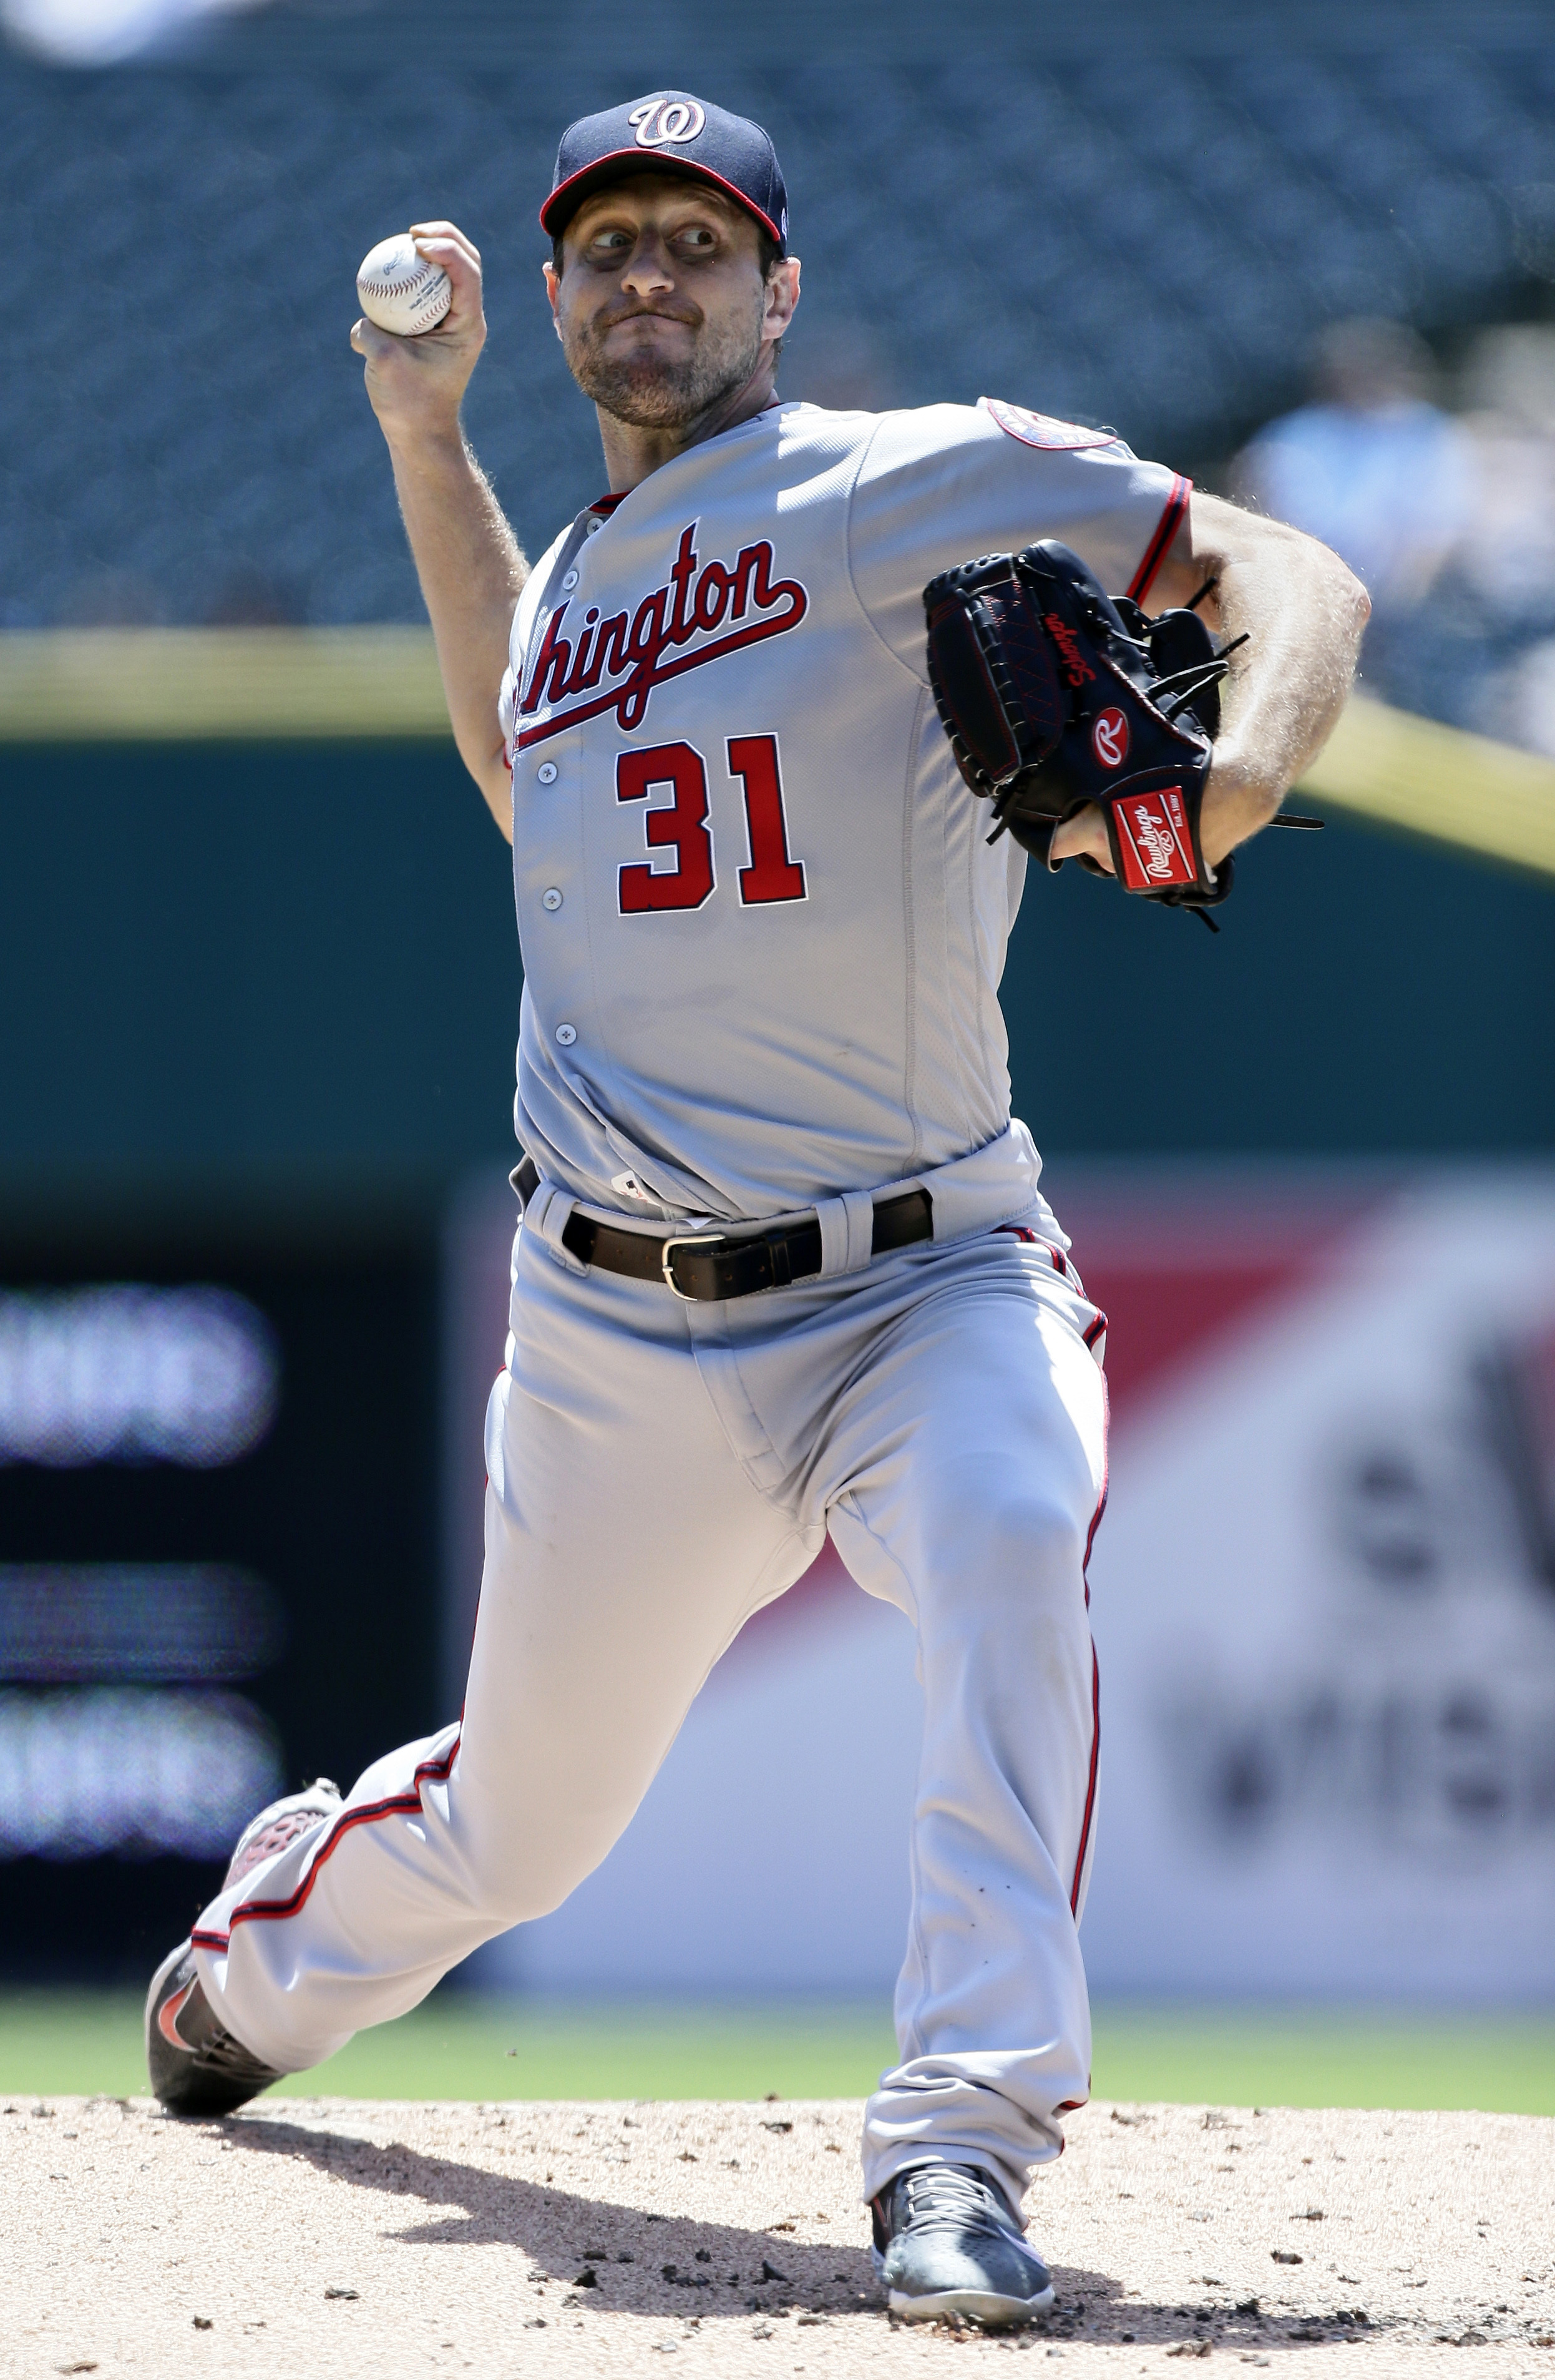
xmin=0 ymin=627 xmax=450 ymax=742
xmin=1297 ymin=692 xmax=1555 ymax=881
xmin=0 ymin=631 xmax=1551 ymax=881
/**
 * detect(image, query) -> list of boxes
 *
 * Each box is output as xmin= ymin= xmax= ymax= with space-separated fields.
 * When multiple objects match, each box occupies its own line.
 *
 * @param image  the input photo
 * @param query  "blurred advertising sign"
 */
xmin=1078 ymin=1170 xmax=1555 ymax=2002
xmin=446 ymin=1167 xmax=1555 ymax=2002
xmin=0 ymin=1223 xmax=439 ymax=1980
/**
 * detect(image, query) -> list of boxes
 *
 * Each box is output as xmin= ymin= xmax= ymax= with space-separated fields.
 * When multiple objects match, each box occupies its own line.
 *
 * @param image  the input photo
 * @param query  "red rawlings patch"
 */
xmin=978 ymin=396 xmax=1118 ymax=451
xmin=1091 ymin=707 xmax=1129 ymax=769
xmin=1111 ymin=786 xmax=1197 ymax=891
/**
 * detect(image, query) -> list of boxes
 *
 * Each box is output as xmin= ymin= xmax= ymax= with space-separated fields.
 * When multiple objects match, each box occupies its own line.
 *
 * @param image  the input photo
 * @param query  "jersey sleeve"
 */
xmin=848 ymin=399 xmax=1191 ymax=680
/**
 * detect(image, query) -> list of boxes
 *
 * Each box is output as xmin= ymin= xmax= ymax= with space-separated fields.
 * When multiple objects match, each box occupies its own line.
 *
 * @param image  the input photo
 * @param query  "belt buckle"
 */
xmin=660 ymin=1231 xmax=728 ymax=1301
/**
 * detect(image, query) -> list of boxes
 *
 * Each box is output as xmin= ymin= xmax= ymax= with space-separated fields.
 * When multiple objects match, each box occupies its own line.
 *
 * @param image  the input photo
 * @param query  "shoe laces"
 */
xmin=895 ymin=2163 xmax=1018 ymax=2242
xmin=225 ymin=1781 xmax=340 ymax=1890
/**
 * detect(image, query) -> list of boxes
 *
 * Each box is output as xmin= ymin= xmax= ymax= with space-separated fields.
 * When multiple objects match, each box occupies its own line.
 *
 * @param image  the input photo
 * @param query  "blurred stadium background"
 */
xmin=1 ymin=0 xmax=1553 ymax=2110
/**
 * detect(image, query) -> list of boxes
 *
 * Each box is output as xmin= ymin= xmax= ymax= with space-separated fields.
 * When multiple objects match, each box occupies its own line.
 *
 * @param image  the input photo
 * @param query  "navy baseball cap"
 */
xmin=541 ymin=91 xmax=789 ymax=253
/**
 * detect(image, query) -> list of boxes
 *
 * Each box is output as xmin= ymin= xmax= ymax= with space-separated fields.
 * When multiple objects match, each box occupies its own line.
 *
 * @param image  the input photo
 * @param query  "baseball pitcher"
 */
xmin=146 ymin=92 xmax=1367 ymax=2329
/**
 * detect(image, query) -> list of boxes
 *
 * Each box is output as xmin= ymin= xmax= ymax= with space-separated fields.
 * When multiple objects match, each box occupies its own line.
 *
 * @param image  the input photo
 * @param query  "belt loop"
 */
xmin=815 ymin=1197 xmax=848 ymax=1278
xmin=817 ymin=1190 xmax=875 ymax=1279
xmin=842 ymin=1188 xmax=875 ymax=1272
xmin=524 ymin=1178 xmax=588 ymax=1275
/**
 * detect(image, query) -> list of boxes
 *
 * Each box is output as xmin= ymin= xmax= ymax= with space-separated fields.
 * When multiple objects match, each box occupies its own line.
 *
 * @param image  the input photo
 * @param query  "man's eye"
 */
xmin=676 ymin=228 xmax=716 ymax=251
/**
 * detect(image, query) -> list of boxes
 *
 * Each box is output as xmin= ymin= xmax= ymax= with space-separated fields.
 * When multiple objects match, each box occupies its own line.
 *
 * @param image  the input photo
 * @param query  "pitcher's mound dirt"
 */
xmin=3 ymin=2095 xmax=1551 ymax=2376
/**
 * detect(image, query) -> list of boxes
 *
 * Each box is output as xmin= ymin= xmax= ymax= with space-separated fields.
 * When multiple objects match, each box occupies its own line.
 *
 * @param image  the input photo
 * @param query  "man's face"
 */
xmin=545 ymin=174 xmax=797 ymax=429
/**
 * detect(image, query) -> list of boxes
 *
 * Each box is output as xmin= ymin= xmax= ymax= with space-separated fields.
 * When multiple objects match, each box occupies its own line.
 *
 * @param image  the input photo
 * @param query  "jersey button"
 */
xmin=560 ymin=569 xmax=580 ymax=591
xmin=554 ymin=1023 xmax=577 ymax=1046
xmin=542 ymin=887 xmax=563 ymax=912
xmin=537 ymin=761 xmax=558 ymax=784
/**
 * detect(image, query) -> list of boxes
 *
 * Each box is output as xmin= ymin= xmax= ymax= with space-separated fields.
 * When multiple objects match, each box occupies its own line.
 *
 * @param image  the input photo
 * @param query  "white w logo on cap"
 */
xmin=629 ymin=99 xmax=706 ymax=149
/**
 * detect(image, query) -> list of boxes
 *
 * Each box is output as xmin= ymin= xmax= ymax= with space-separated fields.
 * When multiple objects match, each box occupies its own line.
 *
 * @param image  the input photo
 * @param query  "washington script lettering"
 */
xmin=516 ymin=525 xmax=808 ymax=747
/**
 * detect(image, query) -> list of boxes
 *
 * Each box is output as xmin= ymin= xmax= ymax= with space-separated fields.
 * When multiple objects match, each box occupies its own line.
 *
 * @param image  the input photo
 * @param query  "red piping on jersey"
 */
xmin=190 ymin=1735 xmax=461 ymax=1953
xmin=1070 ymin=1403 xmax=1109 ymax=1916
xmin=540 ymin=154 xmax=783 ymax=248
xmin=590 ymin=493 xmax=627 ymax=516
xmin=1127 ymin=473 xmax=1192 ymax=606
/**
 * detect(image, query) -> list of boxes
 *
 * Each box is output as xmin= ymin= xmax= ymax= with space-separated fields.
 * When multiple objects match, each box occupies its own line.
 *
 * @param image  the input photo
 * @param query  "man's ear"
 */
xmin=544 ymin=259 xmax=562 ymax=339
xmin=765 ymin=255 xmax=801 ymax=343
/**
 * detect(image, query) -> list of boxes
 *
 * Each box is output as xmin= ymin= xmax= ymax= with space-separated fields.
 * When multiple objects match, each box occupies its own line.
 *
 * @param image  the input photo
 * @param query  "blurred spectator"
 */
xmin=1237 ymin=319 xmax=1475 ymax=616
xmin=1454 ymin=326 xmax=1555 ymax=628
xmin=1235 ymin=315 xmax=1555 ymax=757
xmin=1451 ymin=326 xmax=1555 ymax=754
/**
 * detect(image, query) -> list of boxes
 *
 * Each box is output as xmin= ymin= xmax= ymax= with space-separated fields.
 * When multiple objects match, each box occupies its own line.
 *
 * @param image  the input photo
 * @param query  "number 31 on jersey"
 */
xmin=617 ymin=735 xmax=807 ymax=915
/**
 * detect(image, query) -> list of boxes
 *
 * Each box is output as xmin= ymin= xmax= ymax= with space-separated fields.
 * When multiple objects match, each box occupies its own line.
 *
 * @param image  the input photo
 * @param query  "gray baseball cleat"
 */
xmin=144 ymin=1778 xmax=342 ymax=2117
xmin=871 ymin=2162 xmax=1056 ymax=2328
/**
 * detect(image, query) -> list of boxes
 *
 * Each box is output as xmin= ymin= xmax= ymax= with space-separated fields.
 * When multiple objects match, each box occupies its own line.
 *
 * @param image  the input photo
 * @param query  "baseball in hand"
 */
xmin=356 ymin=235 xmax=452 ymax=336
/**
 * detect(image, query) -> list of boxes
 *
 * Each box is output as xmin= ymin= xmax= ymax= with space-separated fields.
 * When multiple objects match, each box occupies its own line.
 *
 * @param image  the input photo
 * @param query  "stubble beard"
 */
xmin=565 ymin=299 xmax=768 ymax=431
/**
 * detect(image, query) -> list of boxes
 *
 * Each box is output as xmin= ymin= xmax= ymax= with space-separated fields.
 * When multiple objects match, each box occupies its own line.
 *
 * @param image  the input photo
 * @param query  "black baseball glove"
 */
xmin=924 ymin=539 xmax=1317 ymax=928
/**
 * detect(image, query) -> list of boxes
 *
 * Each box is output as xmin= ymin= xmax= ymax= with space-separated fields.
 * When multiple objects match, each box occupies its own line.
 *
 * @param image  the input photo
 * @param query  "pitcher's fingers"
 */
xmin=410 ymin=223 xmax=482 ymax=295
xmin=408 ymin=218 xmax=480 ymax=267
xmin=410 ymin=236 xmax=483 ymax=325
xmin=1049 ymin=805 xmax=1114 ymax=871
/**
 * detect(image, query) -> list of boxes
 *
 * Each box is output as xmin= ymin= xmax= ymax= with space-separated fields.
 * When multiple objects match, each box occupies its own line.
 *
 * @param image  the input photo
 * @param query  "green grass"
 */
xmin=3 ymin=1992 xmax=1553 ymax=2115
xmin=1090 ymin=2007 xmax=1555 ymax=2118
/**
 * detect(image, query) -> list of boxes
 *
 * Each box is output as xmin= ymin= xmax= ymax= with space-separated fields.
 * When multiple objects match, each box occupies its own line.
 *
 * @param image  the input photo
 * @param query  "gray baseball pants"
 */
xmin=192 ymin=1175 xmax=1108 ymax=2211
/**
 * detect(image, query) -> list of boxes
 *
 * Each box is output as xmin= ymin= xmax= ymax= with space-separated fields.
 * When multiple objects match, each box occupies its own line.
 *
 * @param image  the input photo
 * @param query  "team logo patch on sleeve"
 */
xmin=978 ymin=397 xmax=1118 ymax=452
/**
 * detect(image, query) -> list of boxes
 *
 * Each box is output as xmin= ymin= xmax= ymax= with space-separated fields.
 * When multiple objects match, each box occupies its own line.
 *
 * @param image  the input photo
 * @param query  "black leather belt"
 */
xmin=512 ymin=1155 xmax=933 ymax=1302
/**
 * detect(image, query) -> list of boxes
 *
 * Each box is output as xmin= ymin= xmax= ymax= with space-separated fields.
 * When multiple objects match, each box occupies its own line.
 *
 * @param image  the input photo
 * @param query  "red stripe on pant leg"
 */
xmin=191 ymin=1735 xmax=461 ymax=1954
xmin=1070 ymin=1638 xmax=1101 ymax=1917
xmin=1070 ymin=1424 xmax=1109 ymax=1915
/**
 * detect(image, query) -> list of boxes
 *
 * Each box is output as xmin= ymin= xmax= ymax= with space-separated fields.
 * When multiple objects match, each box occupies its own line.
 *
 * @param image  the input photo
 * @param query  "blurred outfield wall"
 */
xmin=2 ymin=734 xmax=1553 ymax=1182
xmin=0 ymin=728 xmax=1553 ymax=1983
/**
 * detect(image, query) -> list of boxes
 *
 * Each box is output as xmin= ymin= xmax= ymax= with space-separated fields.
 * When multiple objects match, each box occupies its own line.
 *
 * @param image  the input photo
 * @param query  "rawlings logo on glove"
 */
xmin=924 ymin=539 xmax=1315 ymax=929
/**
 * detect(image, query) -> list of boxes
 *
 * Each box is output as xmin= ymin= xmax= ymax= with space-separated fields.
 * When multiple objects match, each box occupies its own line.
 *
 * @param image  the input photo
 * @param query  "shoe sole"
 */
xmin=887 ymin=2281 xmax=1055 ymax=2328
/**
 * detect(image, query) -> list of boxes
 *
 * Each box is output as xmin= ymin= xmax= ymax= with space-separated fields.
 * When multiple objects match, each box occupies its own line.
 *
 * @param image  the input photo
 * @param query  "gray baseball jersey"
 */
xmin=500 ymin=398 xmax=1187 ymax=1222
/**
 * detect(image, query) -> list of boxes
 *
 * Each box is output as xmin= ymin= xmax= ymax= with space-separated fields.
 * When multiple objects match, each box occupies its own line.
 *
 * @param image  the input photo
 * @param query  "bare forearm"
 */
xmin=388 ymin=429 xmax=526 ymax=828
xmin=1048 ymin=493 xmax=1370 ymax=875
xmin=351 ymin=222 xmax=525 ymax=838
xmin=1172 ymin=494 xmax=1370 ymax=864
